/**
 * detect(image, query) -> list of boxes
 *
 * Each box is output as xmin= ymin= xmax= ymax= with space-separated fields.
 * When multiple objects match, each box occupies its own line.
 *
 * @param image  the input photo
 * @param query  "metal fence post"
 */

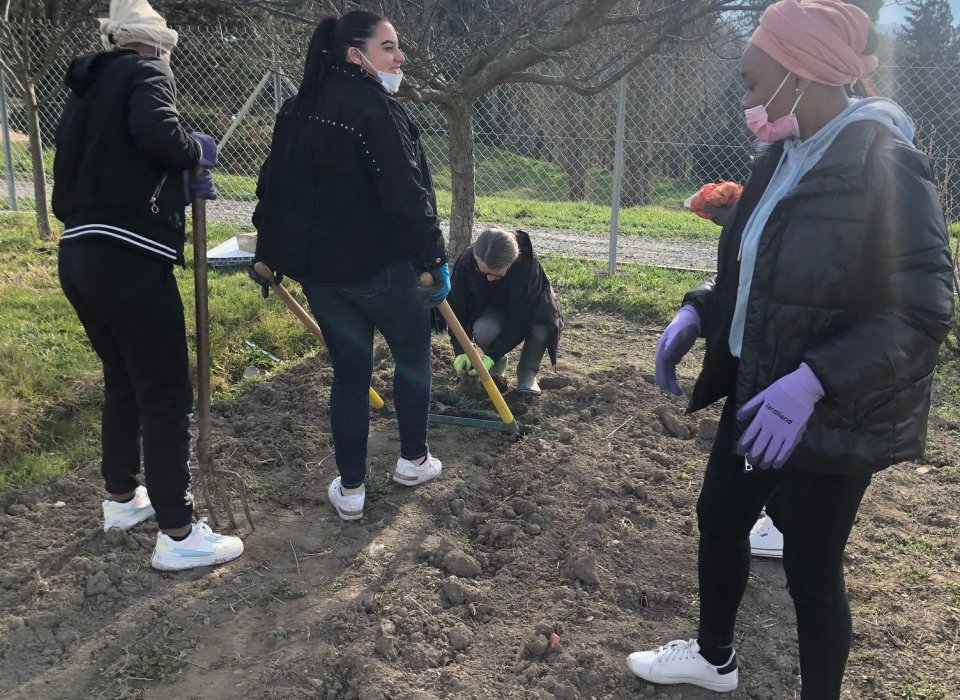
xmin=272 ymin=39 xmax=283 ymax=114
xmin=608 ymin=76 xmax=627 ymax=275
xmin=0 ymin=71 xmax=17 ymax=211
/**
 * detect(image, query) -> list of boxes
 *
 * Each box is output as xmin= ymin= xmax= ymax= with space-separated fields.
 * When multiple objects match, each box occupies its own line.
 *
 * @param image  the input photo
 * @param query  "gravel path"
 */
xmin=7 ymin=184 xmax=719 ymax=272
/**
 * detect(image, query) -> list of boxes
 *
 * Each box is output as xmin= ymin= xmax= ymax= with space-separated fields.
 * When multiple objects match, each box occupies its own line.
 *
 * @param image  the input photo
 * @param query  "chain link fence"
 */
xmin=2 ymin=25 xmax=959 ymax=263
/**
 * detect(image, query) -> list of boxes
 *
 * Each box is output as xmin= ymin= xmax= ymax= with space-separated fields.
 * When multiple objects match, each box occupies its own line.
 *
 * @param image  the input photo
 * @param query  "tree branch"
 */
xmin=33 ymin=0 xmax=100 ymax=81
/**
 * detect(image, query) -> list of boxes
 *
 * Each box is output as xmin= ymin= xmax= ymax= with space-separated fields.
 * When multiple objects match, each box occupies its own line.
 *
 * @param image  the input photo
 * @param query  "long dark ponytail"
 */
xmin=298 ymin=11 xmax=386 ymax=103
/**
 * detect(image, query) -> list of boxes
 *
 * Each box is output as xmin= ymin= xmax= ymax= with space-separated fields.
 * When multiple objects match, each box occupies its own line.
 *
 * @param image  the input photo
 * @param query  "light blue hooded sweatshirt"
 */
xmin=729 ymin=96 xmax=916 ymax=358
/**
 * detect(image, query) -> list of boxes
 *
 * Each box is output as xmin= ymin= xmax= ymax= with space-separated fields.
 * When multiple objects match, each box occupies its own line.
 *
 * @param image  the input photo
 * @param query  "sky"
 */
xmin=877 ymin=0 xmax=960 ymax=27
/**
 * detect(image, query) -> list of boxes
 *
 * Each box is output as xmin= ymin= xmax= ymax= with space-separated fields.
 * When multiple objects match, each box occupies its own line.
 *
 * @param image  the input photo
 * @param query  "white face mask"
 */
xmin=356 ymin=49 xmax=403 ymax=94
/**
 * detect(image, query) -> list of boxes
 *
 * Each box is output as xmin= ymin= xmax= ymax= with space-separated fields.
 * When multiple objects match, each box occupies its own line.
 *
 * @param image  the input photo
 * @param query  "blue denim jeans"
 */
xmin=302 ymin=261 xmax=432 ymax=488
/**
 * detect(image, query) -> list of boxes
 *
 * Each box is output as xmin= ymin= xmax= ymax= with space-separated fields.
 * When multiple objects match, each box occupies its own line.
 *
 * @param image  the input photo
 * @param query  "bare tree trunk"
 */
xmin=621 ymin=139 xmax=656 ymax=207
xmin=561 ymin=154 xmax=587 ymax=201
xmin=22 ymin=81 xmax=51 ymax=240
xmin=444 ymin=97 xmax=475 ymax=259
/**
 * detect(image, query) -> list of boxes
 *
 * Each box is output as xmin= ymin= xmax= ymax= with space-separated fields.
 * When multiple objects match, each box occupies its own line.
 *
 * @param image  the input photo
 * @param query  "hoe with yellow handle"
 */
xmin=252 ymin=262 xmax=386 ymax=412
xmin=420 ymin=272 xmax=521 ymax=436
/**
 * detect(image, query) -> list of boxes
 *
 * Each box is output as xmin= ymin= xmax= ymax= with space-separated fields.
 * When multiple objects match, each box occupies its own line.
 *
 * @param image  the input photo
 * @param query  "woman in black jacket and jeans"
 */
xmin=251 ymin=11 xmax=449 ymax=522
xmin=629 ymin=0 xmax=953 ymax=697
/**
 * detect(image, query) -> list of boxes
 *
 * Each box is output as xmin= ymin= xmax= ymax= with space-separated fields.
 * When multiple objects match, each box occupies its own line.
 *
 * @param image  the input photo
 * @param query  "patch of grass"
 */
xmin=270 ymin=581 xmax=306 ymax=601
xmin=269 ymin=626 xmax=297 ymax=640
xmin=931 ymin=349 xmax=960 ymax=423
xmin=432 ymin=189 xmax=719 ymax=241
xmin=0 ymin=143 xmax=54 ymax=181
xmin=896 ymin=674 xmax=946 ymax=700
xmin=879 ymin=534 xmax=955 ymax=561
xmin=541 ymin=254 xmax=706 ymax=325
xmin=247 ymin=480 xmax=280 ymax=502
xmin=901 ymin=564 xmax=932 ymax=586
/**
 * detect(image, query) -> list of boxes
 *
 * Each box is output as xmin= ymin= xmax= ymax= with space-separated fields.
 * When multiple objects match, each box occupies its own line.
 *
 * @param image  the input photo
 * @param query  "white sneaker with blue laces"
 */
xmin=102 ymin=485 xmax=155 ymax=532
xmin=151 ymin=518 xmax=244 ymax=571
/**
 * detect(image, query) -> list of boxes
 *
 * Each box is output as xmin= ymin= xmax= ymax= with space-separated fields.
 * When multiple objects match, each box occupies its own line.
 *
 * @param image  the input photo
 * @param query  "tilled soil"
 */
xmin=1 ymin=312 xmax=958 ymax=700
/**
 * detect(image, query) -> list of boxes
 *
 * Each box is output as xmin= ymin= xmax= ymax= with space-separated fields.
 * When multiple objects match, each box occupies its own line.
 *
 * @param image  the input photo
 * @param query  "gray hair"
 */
xmin=473 ymin=227 xmax=519 ymax=272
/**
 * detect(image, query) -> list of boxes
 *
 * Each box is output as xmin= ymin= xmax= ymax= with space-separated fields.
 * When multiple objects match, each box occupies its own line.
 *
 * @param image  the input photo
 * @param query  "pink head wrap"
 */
xmin=749 ymin=0 xmax=878 ymax=86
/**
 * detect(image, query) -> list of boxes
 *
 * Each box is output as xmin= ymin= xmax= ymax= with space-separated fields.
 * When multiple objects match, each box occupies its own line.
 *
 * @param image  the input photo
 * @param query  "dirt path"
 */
xmin=1 ymin=313 xmax=957 ymax=699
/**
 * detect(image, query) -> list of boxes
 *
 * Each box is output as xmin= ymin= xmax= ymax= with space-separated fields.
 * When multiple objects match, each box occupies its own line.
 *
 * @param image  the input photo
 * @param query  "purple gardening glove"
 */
xmin=183 ymin=169 xmax=218 ymax=204
xmin=654 ymin=305 xmax=701 ymax=396
xmin=190 ymin=132 xmax=218 ymax=168
xmin=736 ymin=363 xmax=825 ymax=470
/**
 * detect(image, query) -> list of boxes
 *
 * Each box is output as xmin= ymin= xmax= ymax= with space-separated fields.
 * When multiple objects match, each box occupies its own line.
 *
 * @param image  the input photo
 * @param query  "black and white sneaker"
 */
xmin=627 ymin=639 xmax=738 ymax=692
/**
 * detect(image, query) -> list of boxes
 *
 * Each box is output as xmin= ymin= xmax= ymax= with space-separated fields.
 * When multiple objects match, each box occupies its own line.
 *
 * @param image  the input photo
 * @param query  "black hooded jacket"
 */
xmin=52 ymin=49 xmax=200 ymax=264
xmin=683 ymin=121 xmax=953 ymax=475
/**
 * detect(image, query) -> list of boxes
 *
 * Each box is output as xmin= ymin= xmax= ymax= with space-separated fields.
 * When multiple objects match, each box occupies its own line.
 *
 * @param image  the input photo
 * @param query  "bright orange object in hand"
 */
xmin=686 ymin=180 xmax=744 ymax=220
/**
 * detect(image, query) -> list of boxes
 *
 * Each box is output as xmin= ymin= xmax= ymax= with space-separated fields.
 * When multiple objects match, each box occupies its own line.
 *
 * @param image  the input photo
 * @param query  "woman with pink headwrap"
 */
xmin=635 ymin=0 xmax=953 ymax=697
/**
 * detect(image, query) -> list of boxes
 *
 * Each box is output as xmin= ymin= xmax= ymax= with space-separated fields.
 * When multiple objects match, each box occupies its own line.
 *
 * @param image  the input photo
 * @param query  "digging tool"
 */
xmin=421 ymin=272 xmax=521 ymax=435
xmin=191 ymin=170 xmax=255 ymax=531
xmin=252 ymin=262 xmax=387 ymax=412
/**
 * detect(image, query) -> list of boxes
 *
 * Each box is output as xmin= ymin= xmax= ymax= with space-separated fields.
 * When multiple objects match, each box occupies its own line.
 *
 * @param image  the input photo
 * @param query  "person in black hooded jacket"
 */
xmin=446 ymin=227 xmax=562 ymax=396
xmin=53 ymin=0 xmax=242 ymax=572
xmin=628 ymin=1 xmax=953 ymax=698
xmin=250 ymin=11 xmax=449 ymax=523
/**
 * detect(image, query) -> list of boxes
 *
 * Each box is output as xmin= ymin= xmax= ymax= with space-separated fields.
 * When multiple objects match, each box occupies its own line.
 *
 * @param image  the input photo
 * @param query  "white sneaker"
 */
xmin=750 ymin=513 xmax=784 ymax=558
xmin=102 ymin=485 xmax=155 ymax=532
xmin=392 ymin=453 xmax=442 ymax=487
xmin=627 ymin=639 xmax=738 ymax=693
xmin=151 ymin=518 xmax=244 ymax=571
xmin=328 ymin=477 xmax=365 ymax=521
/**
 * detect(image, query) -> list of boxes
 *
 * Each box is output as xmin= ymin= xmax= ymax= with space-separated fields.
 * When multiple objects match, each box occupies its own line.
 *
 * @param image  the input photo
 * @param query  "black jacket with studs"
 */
xmin=252 ymin=59 xmax=447 ymax=284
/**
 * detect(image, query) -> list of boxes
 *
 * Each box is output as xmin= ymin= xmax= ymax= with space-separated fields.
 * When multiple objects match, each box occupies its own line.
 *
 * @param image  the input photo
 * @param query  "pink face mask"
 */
xmin=744 ymin=73 xmax=805 ymax=142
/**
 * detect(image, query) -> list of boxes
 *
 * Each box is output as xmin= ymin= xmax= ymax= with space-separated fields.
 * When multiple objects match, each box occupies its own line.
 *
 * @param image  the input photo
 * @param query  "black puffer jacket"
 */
xmin=53 ymin=49 xmax=200 ymax=264
xmin=684 ymin=121 xmax=953 ymax=475
xmin=447 ymin=230 xmax=562 ymax=364
xmin=252 ymin=59 xmax=446 ymax=284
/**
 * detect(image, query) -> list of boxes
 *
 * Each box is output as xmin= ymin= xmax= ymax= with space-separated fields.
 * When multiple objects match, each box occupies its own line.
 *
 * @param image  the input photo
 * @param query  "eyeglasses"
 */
xmin=474 ymin=261 xmax=507 ymax=280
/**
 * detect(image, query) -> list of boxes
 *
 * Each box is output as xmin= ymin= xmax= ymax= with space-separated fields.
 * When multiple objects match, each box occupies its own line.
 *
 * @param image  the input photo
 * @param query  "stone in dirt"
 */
xmin=441 ymin=577 xmax=467 ymax=606
xmin=697 ymin=418 xmax=720 ymax=440
xmin=105 ymin=528 xmax=127 ymax=547
xmin=85 ymin=571 xmax=112 ymax=597
xmin=374 ymin=634 xmax=394 ymax=657
xmin=598 ymin=383 xmax=619 ymax=402
xmin=648 ymin=451 xmax=671 ymax=467
xmin=443 ymin=549 xmax=482 ymax=578
xmin=447 ymin=623 xmax=473 ymax=650
xmin=656 ymin=408 xmax=691 ymax=440
xmin=569 ymin=553 xmax=599 ymax=585
xmin=539 ymin=375 xmax=571 ymax=389
xmin=584 ymin=500 xmax=607 ymax=523
xmin=525 ymin=633 xmax=550 ymax=657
